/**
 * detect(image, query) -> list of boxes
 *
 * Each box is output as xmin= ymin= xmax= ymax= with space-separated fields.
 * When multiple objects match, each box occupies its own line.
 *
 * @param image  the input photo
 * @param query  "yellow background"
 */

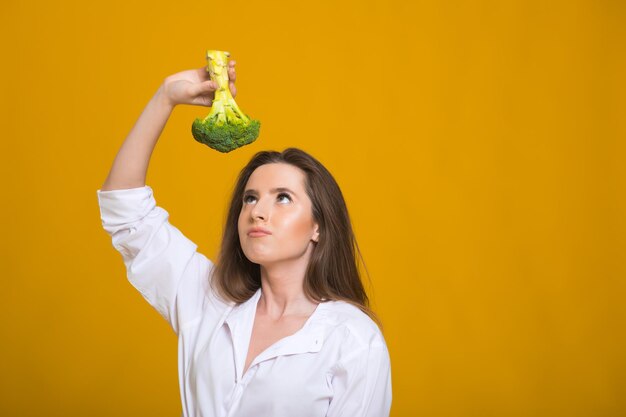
xmin=1 ymin=0 xmax=625 ymax=415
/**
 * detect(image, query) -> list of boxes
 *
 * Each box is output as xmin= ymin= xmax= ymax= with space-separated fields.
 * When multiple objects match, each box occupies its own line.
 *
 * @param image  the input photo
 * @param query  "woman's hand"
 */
xmin=161 ymin=60 xmax=237 ymax=107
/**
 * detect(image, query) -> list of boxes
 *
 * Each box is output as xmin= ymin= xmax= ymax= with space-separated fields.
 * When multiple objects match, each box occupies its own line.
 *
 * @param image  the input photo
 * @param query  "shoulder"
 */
xmin=320 ymin=300 xmax=386 ymax=350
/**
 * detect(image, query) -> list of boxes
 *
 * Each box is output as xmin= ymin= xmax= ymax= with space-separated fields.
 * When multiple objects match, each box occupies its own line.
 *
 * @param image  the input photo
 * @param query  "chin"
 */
xmin=242 ymin=249 xmax=273 ymax=266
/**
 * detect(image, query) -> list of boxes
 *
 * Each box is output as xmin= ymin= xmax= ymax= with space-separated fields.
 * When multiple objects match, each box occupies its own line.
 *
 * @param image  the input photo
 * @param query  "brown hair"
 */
xmin=209 ymin=148 xmax=383 ymax=331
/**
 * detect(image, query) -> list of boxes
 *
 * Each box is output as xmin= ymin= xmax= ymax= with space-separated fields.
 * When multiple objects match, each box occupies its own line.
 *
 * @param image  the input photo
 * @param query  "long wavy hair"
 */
xmin=209 ymin=148 xmax=382 ymax=331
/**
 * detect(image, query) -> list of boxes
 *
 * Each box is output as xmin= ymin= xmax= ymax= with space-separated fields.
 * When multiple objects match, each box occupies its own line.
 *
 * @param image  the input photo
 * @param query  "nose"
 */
xmin=250 ymin=197 xmax=269 ymax=222
xmin=251 ymin=210 xmax=265 ymax=221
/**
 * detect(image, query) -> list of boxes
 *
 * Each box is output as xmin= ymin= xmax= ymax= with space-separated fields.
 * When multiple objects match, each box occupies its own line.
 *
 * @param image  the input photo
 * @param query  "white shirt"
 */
xmin=97 ymin=185 xmax=392 ymax=417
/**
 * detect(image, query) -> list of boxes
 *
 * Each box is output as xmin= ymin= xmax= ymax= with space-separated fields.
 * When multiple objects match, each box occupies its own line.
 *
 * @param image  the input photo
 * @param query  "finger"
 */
xmin=190 ymin=80 xmax=217 ymax=96
xmin=194 ymin=96 xmax=213 ymax=107
xmin=230 ymin=81 xmax=237 ymax=97
xmin=228 ymin=66 xmax=236 ymax=82
xmin=197 ymin=66 xmax=210 ymax=80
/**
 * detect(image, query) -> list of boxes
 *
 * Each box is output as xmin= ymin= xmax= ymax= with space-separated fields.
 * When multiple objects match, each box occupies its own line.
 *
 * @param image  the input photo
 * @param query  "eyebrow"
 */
xmin=243 ymin=187 xmax=296 ymax=195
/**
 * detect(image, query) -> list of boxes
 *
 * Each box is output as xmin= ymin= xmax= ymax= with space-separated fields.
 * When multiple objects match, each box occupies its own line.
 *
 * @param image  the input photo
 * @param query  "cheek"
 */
xmin=237 ymin=210 xmax=246 ymax=234
xmin=282 ymin=211 xmax=315 ymax=240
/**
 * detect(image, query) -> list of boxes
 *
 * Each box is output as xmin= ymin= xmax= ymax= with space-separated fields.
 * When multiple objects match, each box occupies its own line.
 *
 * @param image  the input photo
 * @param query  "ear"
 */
xmin=312 ymin=224 xmax=320 ymax=243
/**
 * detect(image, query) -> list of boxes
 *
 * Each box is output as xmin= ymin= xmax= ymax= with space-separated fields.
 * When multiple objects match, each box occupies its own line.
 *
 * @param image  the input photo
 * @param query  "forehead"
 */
xmin=245 ymin=163 xmax=306 ymax=191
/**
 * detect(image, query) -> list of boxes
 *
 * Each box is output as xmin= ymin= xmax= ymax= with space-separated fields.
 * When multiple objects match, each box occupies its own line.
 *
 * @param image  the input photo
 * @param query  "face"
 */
xmin=238 ymin=163 xmax=320 ymax=266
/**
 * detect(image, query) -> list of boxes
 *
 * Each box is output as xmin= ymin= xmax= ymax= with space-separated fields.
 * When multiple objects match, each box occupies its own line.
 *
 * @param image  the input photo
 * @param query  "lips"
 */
xmin=248 ymin=227 xmax=272 ymax=237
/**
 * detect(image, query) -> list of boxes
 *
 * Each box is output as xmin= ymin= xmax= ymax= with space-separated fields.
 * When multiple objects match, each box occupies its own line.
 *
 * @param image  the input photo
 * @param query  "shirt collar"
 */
xmin=224 ymin=288 xmax=329 ymax=380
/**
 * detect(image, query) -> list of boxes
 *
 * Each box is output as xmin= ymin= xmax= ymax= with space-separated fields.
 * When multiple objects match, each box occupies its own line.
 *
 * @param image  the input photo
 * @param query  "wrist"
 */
xmin=155 ymin=84 xmax=175 ymax=111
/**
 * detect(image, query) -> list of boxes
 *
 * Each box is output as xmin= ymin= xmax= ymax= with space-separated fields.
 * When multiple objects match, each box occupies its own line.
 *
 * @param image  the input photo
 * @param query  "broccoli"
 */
xmin=191 ymin=50 xmax=260 ymax=153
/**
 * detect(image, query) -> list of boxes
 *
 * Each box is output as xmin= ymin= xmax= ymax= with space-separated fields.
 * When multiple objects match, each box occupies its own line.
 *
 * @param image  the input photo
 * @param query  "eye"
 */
xmin=243 ymin=193 xmax=292 ymax=205
xmin=277 ymin=193 xmax=292 ymax=203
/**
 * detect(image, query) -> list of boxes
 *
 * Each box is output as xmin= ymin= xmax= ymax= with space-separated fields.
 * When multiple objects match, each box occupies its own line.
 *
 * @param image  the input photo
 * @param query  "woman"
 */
xmin=97 ymin=59 xmax=392 ymax=417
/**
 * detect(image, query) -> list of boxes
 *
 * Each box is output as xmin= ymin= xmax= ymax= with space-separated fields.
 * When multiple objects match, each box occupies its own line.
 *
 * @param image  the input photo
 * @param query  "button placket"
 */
xmin=240 ymin=364 xmax=259 ymax=385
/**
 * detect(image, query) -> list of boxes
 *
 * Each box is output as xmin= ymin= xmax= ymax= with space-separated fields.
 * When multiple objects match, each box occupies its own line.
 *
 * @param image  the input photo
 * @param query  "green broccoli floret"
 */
xmin=192 ymin=50 xmax=260 ymax=153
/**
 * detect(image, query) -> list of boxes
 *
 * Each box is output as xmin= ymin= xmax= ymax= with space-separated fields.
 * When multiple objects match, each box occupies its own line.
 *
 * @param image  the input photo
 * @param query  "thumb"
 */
xmin=190 ymin=81 xmax=217 ymax=96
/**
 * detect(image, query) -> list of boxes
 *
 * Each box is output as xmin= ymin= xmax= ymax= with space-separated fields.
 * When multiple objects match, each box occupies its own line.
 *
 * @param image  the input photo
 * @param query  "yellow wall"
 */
xmin=1 ymin=0 xmax=624 ymax=415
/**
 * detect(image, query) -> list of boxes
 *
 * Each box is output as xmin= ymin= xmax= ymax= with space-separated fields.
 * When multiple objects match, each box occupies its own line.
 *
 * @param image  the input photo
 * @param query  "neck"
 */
xmin=257 ymin=260 xmax=318 ymax=319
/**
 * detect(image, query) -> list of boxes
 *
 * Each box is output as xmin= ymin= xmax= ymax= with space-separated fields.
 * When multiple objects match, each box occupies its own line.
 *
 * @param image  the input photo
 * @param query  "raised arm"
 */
xmin=100 ymin=61 xmax=237 ymax=191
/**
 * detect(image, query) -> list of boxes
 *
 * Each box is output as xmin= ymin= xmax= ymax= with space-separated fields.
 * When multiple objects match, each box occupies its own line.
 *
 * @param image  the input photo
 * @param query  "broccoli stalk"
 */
xmin=191 ymin=50 xmax=260 ymax=153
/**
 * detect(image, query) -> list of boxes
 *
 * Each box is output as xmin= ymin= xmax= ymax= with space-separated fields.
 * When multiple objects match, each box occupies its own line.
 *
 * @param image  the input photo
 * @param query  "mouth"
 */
xmin=248 ymin=229 xmax=272 ymax=237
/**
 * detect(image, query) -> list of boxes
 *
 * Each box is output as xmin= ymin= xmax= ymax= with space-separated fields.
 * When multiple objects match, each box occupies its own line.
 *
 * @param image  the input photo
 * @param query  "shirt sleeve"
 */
xmin=326 ymin=342 xmax=393 ymax=417
xmin=97 ymin=185 xmax=214 ymax=336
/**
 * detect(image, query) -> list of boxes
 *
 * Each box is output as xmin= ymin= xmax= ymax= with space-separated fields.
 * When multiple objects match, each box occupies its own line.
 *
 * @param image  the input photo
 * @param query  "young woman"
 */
xmin=97 ymin=60 xmax=392 ymax=417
